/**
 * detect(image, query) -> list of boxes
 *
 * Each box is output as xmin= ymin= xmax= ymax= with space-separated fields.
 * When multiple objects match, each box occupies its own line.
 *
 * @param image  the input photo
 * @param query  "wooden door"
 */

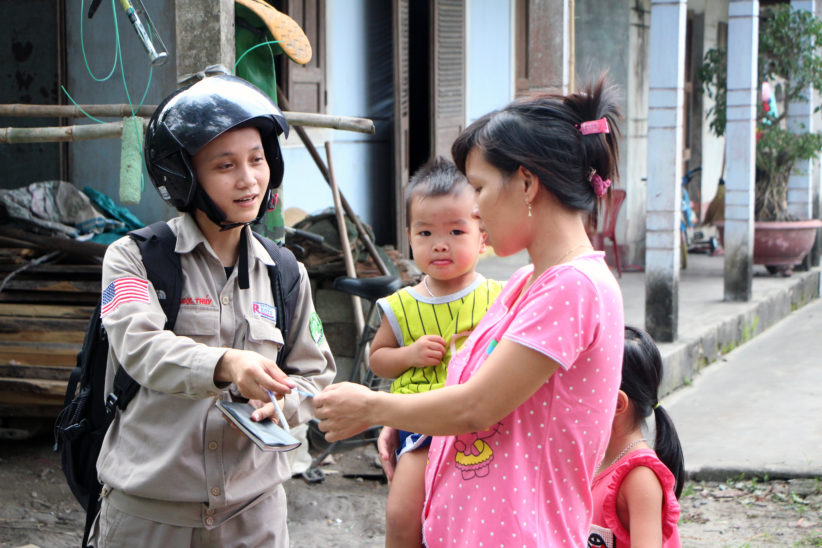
xmin=280 ymin=0 xmax=326 ymax=113
xmin=430 ymin=0 xmax=465 ymax=159
xmin=393 ymin=0 xmax=410 ymax=255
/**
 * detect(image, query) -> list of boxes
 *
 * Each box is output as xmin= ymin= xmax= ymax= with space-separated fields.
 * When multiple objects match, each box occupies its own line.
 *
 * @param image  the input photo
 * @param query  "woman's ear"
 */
xmin=614 ymin=390 xmax=630 ymax=417
xmin=519 ymin=165 xmax=539 ymax=202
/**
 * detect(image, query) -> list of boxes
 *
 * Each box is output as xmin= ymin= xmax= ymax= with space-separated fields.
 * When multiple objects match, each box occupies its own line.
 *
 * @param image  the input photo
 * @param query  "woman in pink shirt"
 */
xmin=315 ymin=79 xmax=625 ymax=547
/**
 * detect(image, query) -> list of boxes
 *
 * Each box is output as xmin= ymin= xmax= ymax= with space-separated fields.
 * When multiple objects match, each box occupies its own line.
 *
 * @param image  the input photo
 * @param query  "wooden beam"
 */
xmin=0 ymin=345 xmax=79 ymax=366
xmin=0 ymin=304 xmax=94 ymax=319
xmin=0 ymin=364 xmax=72 ymax=381
xmin=0 ymin=377 xmax=66 ymax=397
xmin=0 ymin=225 xmax=107 ymax=259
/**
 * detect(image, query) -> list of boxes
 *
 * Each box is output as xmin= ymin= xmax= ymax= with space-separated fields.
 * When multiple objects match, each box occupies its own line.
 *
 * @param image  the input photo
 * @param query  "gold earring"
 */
xmin=527 ymin=202 xmax=532 ymax=217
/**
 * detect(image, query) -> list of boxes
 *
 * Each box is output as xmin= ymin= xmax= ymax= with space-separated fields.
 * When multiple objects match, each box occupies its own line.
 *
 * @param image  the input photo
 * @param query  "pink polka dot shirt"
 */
xmin=422 ymin=252 xmax=624 ymax=547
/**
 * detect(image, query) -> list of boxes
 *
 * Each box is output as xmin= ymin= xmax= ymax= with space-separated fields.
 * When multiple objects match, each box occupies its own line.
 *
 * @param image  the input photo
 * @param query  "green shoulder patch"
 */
xmin=309 ymin=312 xmax=325 ymax=345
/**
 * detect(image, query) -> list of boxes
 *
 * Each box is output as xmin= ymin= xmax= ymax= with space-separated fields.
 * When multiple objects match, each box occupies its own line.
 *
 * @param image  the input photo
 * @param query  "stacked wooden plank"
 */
xmin=0 ymin=231 xmax=102 ymax=418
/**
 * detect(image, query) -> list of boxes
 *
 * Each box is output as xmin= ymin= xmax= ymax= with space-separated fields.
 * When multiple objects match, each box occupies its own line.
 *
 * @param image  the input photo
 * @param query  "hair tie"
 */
xmin=577 ymin=118 xmax=610 ymax=135
xmin=654 ymin=400 xmax=662 ymax=410
xmin=589 ymin=170 xmax=611 ymax=197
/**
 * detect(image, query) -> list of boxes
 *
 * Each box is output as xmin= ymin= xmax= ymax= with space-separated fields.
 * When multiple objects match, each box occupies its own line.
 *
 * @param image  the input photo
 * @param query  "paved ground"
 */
xmin=666 ymin=297 xmax=822 ymax=480
xmin=478 ymin=250 xmax=822 ymax=480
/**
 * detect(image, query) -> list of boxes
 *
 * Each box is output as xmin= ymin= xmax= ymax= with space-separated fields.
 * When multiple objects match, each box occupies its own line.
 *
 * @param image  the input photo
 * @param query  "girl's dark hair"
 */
xmin=451 ymin=77 xmax=621 ymax=217
xmin=623 ymin=326 xmax=686 ymax=498
xmin=405 ymin=156 xmax=470 ymax=227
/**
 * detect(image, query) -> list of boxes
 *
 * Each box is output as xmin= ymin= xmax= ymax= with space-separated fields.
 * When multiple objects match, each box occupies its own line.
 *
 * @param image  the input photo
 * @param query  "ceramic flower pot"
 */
xmin=715 ymin=219 xmax=822 ymax=268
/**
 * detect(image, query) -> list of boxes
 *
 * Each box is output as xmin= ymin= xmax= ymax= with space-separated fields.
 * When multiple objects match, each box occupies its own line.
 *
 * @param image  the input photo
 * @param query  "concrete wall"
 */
xmin=466 ymin=0 xmax=514 ymax=123
xmin=0 ymin=0 xmax=61 ymax=187
xmin=65 ymin=0 xmax=178 ymax=224
xmin=690 ymin=0 xmax=729 ymax=215
xmin=576 ymin=0 xmax=649 ymax=267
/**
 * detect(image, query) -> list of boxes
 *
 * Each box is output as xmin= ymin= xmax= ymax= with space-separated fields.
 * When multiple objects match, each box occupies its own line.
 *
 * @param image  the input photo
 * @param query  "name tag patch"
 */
xmin=252 ymin=302 xmax=277 ymax=323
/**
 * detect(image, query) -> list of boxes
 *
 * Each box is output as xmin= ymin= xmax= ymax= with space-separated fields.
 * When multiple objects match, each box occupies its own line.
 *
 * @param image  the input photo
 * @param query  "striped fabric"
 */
xmin=101 ymin=277 xmax=150 ymax=318
xmin=382 ymin=278 xmax=502 ymax=395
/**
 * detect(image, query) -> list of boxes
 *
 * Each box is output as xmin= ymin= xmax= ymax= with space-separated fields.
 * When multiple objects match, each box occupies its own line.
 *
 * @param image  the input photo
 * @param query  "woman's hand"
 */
xmin=313 ymin=382 xmax=378 ymax=442
xmin=214 ymin=349 xmax=295 ymax=401
xmin=377 ymin=426 xmax=399 ymax=481
xmin=249 ymin=397 xmax=285 ymax=423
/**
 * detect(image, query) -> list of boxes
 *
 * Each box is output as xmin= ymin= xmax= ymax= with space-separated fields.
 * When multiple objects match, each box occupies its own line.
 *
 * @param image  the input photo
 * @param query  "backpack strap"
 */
xmin=106 ymin=222 xmax=182 ymax=417
xmin=252 ymin=232 xmax=301 ymax=371
xmin=130 ymin=221 xmax=183 ymax=328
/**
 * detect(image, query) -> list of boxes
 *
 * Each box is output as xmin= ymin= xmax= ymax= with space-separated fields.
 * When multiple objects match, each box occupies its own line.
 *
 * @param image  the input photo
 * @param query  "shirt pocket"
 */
xmin=244 ymin=316 xmax=285 ymax=360
xmin=173 ymin=307 xmax=220 ymax=343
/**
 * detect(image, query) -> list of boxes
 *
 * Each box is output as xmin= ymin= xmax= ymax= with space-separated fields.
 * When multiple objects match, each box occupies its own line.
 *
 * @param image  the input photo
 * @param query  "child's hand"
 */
xmin=377 ymin=426 xmax=399 ymax=481
xmin=408 ymin=335 xmax=447 ymax=367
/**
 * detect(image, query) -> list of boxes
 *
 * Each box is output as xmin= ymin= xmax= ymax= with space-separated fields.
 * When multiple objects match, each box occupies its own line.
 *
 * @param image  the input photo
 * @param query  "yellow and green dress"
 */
xmin=377 ymin=275 xmax=503 ymax=395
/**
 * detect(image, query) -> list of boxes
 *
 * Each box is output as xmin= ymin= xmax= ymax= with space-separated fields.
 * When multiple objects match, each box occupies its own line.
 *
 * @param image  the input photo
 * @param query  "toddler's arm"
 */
xmin=370 ymin=320 xmax=446 ymax=379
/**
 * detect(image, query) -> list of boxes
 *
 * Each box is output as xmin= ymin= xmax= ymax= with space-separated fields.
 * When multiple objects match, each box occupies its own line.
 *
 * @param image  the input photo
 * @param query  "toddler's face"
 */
xmin=407 ymin=188 xmax=485 ymax=283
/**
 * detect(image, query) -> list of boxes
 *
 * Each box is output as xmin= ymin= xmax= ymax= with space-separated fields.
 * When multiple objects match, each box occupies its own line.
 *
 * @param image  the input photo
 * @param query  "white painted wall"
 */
xmin=280 ymin=0 xmax=392 ymax=241
xmin=466 ymin=0 xmax=514 ymax=123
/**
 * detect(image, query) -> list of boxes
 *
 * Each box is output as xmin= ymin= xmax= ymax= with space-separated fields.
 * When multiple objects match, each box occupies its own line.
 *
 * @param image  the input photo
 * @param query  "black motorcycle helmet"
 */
xmin=145 ymin=74 xmax=290 ymax=230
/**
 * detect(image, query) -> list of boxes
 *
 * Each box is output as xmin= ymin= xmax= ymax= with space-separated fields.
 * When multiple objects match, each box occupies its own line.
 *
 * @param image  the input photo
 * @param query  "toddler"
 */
xmin=370 ymin=157 xmax=502 ymax=547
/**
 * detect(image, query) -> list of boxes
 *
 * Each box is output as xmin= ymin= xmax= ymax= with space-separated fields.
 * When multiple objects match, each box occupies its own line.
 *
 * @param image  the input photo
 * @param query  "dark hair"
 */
xmin=405 ymin=156 xmax=471 ymax=227
xmin=451 ymin=78 xmax=620 ymax=217
xmin=623 ymin=326 xmax=685 ymax=498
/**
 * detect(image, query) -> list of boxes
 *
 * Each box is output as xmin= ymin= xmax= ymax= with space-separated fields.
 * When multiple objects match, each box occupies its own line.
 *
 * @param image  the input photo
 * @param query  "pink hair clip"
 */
xmin=590 ymin=172 xmax=611 ymax=197
xmin=577 ymin=118 xmax=610 ymax=136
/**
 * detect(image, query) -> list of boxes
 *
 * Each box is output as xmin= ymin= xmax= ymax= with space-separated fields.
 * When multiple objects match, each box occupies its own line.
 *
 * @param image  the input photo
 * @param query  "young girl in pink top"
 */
xmin=589 ymin=326 xmax=684 ymax=547
xmin=315 ymin=79 xmax=624 ymax=546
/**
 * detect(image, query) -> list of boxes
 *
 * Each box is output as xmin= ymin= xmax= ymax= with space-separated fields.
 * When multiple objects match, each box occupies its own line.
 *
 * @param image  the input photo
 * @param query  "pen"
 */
xmin=266 ymin=390 xmax=290 ymax=432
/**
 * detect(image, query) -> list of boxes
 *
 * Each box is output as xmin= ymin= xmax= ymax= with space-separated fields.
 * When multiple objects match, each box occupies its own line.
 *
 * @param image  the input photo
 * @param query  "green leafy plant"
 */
xmin=699 ymin=5 xmax=822 ymax=221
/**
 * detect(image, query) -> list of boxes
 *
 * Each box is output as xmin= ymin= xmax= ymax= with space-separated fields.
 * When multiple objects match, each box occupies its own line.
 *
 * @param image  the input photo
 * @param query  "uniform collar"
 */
xmin=174 ymin=213 xmax=276 ymax=269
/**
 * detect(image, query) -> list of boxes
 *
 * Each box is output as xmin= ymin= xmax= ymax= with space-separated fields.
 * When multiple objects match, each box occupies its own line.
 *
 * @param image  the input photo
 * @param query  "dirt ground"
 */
xmin=1 ymin=432 xmax=821 ymax=548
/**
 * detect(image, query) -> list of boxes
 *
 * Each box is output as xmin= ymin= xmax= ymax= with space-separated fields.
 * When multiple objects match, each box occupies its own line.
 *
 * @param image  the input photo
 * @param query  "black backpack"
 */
xmin=53 ymin=221 xmax=301 ymax=546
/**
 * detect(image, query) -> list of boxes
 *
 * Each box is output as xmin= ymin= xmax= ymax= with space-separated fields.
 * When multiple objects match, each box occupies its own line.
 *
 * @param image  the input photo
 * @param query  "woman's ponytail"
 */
xmin=451 ymin=75 xmax=622 ymax=219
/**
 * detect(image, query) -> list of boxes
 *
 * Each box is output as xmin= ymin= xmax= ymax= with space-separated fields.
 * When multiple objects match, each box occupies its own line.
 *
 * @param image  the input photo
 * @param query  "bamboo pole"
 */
xmin=0 ymin=121 xmax=138 ymax=143
xmin=0 ymin=105 xmax=375 ymax=137
xmin=0 ymin=104 xmax=156 ymax=118
xmin=325 ymin=141 xmax=365 ymax=337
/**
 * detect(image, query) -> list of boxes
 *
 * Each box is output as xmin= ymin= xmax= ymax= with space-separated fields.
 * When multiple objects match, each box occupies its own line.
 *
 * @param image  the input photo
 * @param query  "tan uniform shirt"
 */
xmin=97 ymin=214 xmax=334 ymax=519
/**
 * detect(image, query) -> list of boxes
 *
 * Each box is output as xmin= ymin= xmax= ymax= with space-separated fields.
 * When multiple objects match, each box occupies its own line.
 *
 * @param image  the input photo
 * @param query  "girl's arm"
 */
xmin=369 ymin=319 xmax=446 ymax=379
xmin=315 ymin=337 xmax=560 ymax=440
xmin=618 ymin=466 xmax=665 ymax=548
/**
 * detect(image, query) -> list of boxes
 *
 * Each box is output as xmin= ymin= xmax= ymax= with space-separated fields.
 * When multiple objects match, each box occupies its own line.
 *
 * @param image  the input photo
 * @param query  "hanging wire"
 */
xmin=66 ymin=1 xmax=280 ymax=196
xmin=79 ymin=0 xmax=119 ymax=82
xmin=233 ymin=40 xmax=282 ymax=75
xmin=66 ymin=0 xmax=157 ymax=192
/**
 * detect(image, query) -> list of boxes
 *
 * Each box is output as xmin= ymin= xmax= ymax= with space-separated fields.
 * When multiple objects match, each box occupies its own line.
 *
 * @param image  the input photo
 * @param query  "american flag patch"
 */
xmin=101 ymin=277 xmax=150 ymax=318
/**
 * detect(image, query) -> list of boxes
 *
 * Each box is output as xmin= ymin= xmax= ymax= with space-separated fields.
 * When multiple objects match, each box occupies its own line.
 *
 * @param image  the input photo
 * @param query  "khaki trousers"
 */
xmin=88 ymin=485 xmax=288 ymax=548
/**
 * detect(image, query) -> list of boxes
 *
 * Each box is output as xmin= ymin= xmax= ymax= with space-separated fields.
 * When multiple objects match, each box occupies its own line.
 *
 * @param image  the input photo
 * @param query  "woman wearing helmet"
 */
xmin=89 ymin=75 xmax=335 ymax=547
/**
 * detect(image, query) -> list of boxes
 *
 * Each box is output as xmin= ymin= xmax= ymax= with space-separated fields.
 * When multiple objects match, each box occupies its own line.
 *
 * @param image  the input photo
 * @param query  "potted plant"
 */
xmin=699 ymin=4 xmax=822 ymax=274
